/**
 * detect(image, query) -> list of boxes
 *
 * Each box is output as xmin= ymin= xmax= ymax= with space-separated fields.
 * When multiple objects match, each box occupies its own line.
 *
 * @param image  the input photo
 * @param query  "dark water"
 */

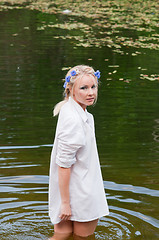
xmin=0 ymin=8 xmax=159 ymax=240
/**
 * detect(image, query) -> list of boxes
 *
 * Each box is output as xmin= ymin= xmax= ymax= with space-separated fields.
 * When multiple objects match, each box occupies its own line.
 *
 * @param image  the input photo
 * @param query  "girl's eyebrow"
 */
xmin=80 ymin=84 xmax=96 ymax=87
xmin=80 ymin=85 xmax=88 ymax=87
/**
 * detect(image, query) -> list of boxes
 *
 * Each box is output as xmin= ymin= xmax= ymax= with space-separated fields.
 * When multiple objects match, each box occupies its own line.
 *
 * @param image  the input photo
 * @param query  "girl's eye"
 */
xmin=80 ymin=86 xmax=88 ymax=90
xmin=80 ymin=85 xmax=97 ymax=90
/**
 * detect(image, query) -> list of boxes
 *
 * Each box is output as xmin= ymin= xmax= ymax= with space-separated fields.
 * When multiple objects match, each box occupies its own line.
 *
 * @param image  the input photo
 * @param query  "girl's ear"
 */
xmin=69 ymin=86 xmax=73 ymax=96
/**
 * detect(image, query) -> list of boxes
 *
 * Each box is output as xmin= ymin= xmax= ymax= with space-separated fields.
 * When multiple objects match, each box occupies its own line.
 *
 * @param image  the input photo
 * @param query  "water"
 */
xmin=0 ymin=4 xmax=159 ymax=240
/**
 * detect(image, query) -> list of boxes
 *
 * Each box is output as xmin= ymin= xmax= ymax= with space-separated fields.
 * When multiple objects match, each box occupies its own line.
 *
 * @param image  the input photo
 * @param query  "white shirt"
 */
xmin=49 ymin=97 xmax=109 ymax=224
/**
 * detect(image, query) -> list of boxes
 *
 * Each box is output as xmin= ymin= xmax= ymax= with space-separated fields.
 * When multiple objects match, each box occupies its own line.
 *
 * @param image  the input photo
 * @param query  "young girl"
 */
xmin=49 ymin=65 xmax=109 ymax=239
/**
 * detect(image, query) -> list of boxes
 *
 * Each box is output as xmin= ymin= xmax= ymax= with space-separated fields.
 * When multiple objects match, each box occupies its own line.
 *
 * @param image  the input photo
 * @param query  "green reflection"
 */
xmin=0 ymin=3 xmax=159 ymax=240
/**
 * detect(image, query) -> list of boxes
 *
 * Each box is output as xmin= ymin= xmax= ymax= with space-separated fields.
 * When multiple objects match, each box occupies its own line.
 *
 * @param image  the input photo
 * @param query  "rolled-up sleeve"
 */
xmin=56 ymin=116 xmax=85 ymax=168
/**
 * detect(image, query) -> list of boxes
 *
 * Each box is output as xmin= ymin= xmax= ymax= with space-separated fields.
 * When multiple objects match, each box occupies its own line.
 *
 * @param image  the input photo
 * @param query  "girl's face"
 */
xmin=72 ymin=74 xmax=98 ymax=110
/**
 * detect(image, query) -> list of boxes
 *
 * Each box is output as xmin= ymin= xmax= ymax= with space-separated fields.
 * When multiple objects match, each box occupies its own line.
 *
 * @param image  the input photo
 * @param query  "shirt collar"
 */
xmin=69 ymin=97 xmax=88 ymax=123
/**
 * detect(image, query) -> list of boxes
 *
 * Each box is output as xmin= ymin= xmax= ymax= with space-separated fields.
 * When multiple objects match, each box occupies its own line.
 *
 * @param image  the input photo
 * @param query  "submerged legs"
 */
xmin=73 ymin=219 xmax=98 ymax=237
xmin=49 ymin=232 xmax=95 ymax=240
xmin=50 ymin=219 xmax=98 ymax=240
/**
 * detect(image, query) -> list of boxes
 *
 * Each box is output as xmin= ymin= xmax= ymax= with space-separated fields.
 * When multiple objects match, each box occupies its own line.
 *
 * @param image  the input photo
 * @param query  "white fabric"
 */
xmin=49 ymin=97 xmax=109 ymax=224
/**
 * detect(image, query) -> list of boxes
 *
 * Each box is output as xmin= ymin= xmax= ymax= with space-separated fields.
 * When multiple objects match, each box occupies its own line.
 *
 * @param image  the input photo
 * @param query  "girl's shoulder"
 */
xmin=58 ymin=100 xmax=81 ymax=125
xmin=57 ymin=101 xmax=85 ymax=137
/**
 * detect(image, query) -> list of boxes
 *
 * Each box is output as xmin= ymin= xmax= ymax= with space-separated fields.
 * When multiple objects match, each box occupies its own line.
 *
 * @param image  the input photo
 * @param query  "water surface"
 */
xmin=0 ymin=6 xmax=159 ymax=240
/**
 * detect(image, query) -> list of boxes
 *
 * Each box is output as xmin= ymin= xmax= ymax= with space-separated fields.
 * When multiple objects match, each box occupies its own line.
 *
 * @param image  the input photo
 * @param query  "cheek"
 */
xmin=79 ymin=92 xmax=86 ymax=100
xmin=94 ymin=88 xmax=98 ymax=96
xmin=77 ymin=90 xmax=85 ymax=97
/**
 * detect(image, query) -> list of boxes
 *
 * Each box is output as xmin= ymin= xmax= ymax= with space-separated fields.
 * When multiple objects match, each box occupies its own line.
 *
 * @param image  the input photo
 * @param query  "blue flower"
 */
xmin=71 ymin=70 xmax=76 ymax=76
xmin=65 ymin=75 xmax=71 ymax=82
xmin=63 ymin=81 xmax=67 ymax=88
xmin=94 ymin=70 xmax=100 ymax=79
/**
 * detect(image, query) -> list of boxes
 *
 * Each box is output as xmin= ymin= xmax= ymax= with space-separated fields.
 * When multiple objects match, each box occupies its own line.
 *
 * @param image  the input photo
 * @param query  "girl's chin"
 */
xmin=87 ymin=101 xmax=94 ymax=106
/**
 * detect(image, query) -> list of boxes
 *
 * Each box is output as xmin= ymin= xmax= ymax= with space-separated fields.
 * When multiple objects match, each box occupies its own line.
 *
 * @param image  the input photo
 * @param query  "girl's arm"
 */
xmin=58 ymin=166 xmax=72 ymax=220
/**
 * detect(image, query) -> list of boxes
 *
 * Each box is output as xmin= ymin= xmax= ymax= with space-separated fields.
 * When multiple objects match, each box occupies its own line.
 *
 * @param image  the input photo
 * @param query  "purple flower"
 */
xmin=70 ymin=70 xmax=76 ymax=76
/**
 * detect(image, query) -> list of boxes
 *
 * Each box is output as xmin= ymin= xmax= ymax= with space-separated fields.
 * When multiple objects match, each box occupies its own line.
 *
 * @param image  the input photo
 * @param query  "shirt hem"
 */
xmin=50 ymin=212 xmax=109 ymax=225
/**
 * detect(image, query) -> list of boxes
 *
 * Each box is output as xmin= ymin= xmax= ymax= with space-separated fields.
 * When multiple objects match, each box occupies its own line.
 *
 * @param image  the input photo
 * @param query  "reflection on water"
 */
xmin=152 ymin=119 xmax=159 ymax=143
xmin=49 ymin=232 xmax=95 ymax=240
xmin=0 ymin=5 xmax=159 ymax=240
xmin=0 ymin=144 xmax=53 ymax=150
xmin=0 ymin=146 xmax=159 ymax=239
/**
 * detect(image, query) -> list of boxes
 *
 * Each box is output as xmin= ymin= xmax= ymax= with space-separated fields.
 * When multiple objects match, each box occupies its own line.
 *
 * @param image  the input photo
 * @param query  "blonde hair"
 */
xmin=53 ymin=65 xmax=98 ymax=116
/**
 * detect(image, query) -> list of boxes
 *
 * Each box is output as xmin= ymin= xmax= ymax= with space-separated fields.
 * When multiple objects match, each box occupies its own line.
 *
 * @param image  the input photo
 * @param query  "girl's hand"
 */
xmin=59 ymin=202 xmax=72 ymax=221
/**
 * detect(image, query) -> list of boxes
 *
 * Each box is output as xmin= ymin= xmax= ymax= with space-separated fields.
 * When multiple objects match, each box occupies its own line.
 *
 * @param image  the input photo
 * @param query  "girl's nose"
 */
xmin=88 ymin=88 xmax=93 ymax=95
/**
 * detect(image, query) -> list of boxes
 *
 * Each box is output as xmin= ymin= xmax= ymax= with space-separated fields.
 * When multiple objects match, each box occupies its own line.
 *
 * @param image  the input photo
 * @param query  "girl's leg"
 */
xmin=49 ymin=232 xmax=73 ymax=240
xmin=54 ymin=220 xmax=73 ymax=234
xmin=73 ymin=219 xmax=98 ymax=237
xmin=50 ymin=220 xmax=73 ymax=240
xmin=73 ymin=233 xmax=95 ymax=240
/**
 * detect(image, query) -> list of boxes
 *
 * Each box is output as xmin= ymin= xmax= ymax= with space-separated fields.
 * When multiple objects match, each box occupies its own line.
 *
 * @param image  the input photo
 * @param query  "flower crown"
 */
xmin=63 ymin=69 xmax=100 ymax=88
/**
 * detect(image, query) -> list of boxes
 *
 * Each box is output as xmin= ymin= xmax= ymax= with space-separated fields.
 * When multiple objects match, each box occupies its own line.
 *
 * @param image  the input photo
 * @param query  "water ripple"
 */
xmin=0 ymin=175 xmax=48 ymax=184
xmin=104 ymin=181 xmax=159 ymax=197
xmin=109 ymin=206 xmax=159 ymax=229
xmin=0 ymin=175 xmax=158 ymax=239
xmin=0 ymin=144 xmax=53 ymax=150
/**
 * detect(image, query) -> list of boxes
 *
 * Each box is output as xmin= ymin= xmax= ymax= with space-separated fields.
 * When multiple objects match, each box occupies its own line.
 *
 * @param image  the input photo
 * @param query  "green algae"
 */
xmin=0 ymin=0 xmax=159 ymax=51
